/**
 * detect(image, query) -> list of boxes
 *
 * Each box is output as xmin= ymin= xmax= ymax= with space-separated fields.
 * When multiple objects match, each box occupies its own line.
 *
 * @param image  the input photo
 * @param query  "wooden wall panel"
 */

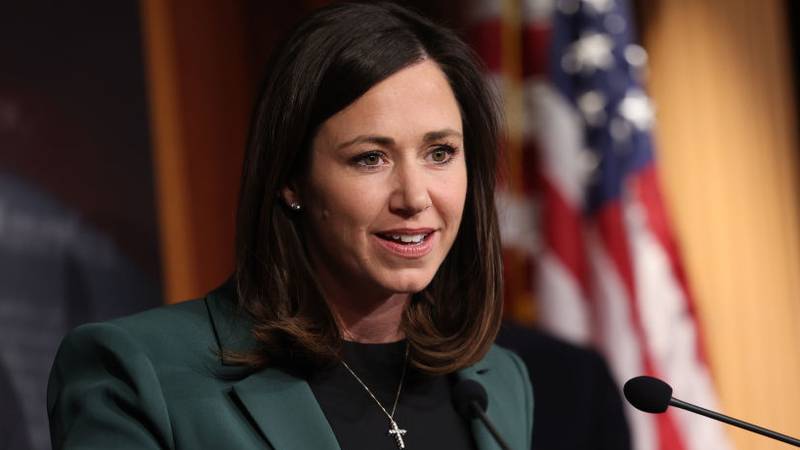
xmin=644 ymin=0 xmax=800 ymax=448
xmin=140 ymin=0 xmax=250 ymax=302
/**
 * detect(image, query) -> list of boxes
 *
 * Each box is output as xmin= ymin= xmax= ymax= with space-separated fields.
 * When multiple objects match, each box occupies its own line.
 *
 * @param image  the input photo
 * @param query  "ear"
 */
xmin=280 ymin=185 xmax=302 ymax=211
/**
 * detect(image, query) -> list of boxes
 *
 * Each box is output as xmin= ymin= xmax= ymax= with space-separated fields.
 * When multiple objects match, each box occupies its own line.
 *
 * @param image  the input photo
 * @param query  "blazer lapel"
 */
xmin=231 ymin=368 xmax=341 ymax=450
xmin=456 ymin=359 xmax=505 ymax=450
xmin=204 ymin=284 xmax=340 ymax=449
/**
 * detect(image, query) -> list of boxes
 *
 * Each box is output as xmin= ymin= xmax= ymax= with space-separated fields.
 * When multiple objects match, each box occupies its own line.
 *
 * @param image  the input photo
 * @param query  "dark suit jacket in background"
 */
xmin=496 ymin=323 xmax=631 ymax=450
xmin=1 ymin=358 xmax=32 ymax=450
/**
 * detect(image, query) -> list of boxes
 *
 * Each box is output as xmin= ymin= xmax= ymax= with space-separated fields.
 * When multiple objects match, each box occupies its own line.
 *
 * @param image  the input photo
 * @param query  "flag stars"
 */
xmin=604 ymin=13 xmax=626 ymax=34
xmin=578 ymin=90 xmax=607 ymax=126
xmin=618 ymin=89 xmax=655 ymax=131
xmin=557 ymin=0 xmax=614 ymax=14
xmin=583 ymin=0 xmax=615 ymax=14
xmin=562 ymin=32 xmax=615 ymax=74
xmin=624 ymin=44 xmax=648 ymax=68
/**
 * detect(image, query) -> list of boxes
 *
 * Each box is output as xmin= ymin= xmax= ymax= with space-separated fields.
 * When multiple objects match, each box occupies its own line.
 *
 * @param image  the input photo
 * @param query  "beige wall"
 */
xmin=645 ymin=0 xmax=800 ymax=448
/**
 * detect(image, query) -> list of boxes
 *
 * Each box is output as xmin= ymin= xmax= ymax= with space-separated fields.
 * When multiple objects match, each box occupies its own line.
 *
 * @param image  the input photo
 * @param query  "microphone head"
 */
xmin=624 ymin=376 xmax=673 ymax=413
xmin=452 ymin=379 xmax=488 ymax=419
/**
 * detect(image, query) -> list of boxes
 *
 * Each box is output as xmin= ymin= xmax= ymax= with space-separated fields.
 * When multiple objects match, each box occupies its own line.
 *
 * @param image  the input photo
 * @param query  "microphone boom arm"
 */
xmin=469 ymin=401 xmax=513 ymax=450
xmin=670 ymin=397 xmax=800 ymax=447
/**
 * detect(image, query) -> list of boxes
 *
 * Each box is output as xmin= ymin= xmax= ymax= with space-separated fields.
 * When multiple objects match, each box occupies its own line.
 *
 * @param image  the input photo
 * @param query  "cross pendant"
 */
xmin=388 ymin=419 xmax=407 ymax=449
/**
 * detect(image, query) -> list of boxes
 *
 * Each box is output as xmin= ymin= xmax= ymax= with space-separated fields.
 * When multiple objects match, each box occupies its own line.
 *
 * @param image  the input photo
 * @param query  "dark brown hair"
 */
xmin=234 ymin=1 xmax=503 ymax=374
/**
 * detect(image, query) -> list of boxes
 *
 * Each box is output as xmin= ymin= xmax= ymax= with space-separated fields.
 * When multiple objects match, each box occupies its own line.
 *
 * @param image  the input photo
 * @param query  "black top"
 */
xmin=309 ymin=340 xmax=477 ymax=450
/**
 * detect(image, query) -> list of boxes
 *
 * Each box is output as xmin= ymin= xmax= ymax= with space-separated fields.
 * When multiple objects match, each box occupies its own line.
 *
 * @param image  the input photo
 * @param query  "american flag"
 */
xmin=468 ymin=0 xmax=733 ymax=449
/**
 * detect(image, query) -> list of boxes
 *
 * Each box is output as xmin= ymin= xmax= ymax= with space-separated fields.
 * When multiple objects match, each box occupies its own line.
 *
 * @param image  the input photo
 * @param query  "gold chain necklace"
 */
xmin=340 ymin=343 xmax=409 ymax=449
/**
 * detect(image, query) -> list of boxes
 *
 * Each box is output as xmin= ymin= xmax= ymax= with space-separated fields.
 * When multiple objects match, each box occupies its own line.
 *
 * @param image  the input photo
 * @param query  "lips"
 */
xmin=373 ymin=228 xmax=437 ymax=258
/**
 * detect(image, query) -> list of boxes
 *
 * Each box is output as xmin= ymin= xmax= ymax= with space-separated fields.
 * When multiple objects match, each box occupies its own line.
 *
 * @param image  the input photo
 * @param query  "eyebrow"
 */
xmin=335 ymin=128 xmax=463 ymax=151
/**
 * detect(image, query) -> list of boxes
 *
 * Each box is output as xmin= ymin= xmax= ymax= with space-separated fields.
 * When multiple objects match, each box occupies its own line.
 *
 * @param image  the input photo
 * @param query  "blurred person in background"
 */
xmin=0 ymin=1 xmax=160 ymax=447
xmin=1 ymin=357 xmax=31 ymax=450
xmin=497 ymin=323 xmax=631 ymax=450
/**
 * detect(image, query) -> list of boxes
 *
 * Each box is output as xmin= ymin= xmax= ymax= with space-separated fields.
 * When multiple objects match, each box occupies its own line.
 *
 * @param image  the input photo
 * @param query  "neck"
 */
xmin=312 ymin=265 xmax=409 ymax=344
xmin=333 ymin=292 xmax=409 ymax=343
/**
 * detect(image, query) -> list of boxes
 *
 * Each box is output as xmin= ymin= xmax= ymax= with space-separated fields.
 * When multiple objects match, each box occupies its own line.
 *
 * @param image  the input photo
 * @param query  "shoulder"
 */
xmin=62 ymin=297 xmax=217 ymax=365
xmin=47 ymin=302 xmax=213 ymax=449
xmin=112 ymin=297 xmax=217 ymax=355
xmin=481 ymin=344 xmax=532 ymax=386
xmin=47 ymin=296 xmax=231 ymax=449
xmin=110 ymin=296 xmax=211 ymax=335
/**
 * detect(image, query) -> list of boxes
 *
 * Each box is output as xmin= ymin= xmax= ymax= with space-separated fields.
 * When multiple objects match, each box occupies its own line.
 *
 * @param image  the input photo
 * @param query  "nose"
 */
xmin=389 ymin=162 xmax=431 ymax=217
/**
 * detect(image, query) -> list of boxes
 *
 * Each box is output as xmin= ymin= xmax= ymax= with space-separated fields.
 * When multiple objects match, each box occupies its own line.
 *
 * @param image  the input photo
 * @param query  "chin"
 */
xmin=378 ymin=269 xmax=436 ymax=294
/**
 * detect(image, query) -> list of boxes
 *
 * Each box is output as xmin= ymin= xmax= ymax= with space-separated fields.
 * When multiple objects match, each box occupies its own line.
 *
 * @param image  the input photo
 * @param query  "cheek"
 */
xmin=308 ymin=176 xmax=384 ymax=234
xmin=439 ymin=165 xmax=469 ymax=225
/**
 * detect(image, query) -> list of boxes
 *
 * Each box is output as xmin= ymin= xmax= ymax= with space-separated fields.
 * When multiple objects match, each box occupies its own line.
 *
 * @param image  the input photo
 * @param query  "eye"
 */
xmin=353 ymin=151 xmax=387 ymax=167
xmin=427 ymin=144 xmax=458 ymax=164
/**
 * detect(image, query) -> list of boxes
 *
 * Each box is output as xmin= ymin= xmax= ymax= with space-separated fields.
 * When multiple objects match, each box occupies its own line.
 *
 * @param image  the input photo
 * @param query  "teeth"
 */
xmin=389 ymin=233 xmax=426 ymax=244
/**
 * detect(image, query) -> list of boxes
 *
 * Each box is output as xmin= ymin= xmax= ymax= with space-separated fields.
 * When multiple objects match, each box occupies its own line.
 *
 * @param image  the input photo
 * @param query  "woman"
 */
xmin=47 ymin=3 xmax=532 ymax=449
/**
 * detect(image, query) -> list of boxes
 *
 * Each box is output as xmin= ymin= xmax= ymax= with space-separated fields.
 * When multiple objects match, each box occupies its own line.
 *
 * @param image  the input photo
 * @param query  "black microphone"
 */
xmin=624 ymin=376 xmax=800 ymax=447
xmin=453 ymin=379 xmax=512 ymax=450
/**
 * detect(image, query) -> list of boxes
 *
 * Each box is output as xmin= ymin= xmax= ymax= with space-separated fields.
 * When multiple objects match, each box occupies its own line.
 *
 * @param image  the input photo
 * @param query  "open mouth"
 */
xmin=373 ymin=229 xmax=437 ymax=258
xmin=375 ymin=232 xmax=432 ymax=245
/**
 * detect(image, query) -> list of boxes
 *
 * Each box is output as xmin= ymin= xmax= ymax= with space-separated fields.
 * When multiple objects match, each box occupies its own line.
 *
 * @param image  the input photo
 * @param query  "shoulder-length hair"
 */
xmin=234 ymin=1 xmax=503 ymax=374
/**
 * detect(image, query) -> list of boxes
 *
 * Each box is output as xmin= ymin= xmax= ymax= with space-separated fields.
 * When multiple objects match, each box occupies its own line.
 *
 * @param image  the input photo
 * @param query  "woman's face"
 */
xmin=289 ymin=59 xmax=467 ymax=300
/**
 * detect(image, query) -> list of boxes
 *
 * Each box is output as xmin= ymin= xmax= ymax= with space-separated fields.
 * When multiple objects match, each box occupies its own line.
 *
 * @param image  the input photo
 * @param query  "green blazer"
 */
xmin=48 ymin=286 xmax=533 ymax=450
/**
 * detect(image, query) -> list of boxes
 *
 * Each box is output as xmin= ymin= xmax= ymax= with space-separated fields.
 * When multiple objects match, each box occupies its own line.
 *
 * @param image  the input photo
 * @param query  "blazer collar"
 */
xmin=204 ymin=280 xmax=258 ymax=365
xmin=455 ymin=359 xmax=506 ymax=450
xmin=205 ymin=283 xmax=507 ymax=450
